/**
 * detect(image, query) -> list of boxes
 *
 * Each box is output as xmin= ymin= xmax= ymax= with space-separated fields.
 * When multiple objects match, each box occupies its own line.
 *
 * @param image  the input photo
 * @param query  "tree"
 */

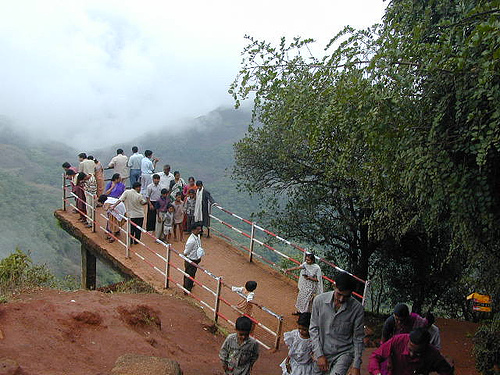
xmin=230 ymin=0 xmax=500 ymax=309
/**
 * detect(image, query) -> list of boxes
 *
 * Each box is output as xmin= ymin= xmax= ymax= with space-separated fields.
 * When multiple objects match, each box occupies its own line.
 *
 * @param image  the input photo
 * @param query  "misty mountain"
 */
xmin=0 ymin=107 xmax=255 ymax=278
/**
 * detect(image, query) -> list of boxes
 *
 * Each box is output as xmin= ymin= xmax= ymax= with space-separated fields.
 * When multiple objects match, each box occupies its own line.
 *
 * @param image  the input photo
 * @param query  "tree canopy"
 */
xmin=230 ymin=0 xmax=500 ymax=312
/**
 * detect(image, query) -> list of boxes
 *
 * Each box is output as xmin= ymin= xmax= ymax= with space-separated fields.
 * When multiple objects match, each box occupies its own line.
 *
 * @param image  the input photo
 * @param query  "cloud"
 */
xmin=0 ymin=0 xmax=386 ymax=148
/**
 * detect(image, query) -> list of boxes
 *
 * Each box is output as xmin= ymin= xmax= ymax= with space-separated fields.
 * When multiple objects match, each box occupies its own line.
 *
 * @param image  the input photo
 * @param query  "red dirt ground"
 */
xmin=0 ymin=289 xmax=479 ymax=375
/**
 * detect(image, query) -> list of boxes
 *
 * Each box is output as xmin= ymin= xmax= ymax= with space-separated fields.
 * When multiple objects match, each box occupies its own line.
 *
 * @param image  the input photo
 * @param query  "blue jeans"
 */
xmin=130 ymin=169 xmax=141 ymax=186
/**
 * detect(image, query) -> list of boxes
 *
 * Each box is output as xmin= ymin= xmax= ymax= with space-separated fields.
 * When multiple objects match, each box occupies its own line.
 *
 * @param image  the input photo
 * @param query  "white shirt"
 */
xmin=231 ymin=286 xmax=254 ymax=302
xmin=184 ymin=233 xmax=202 ymax=260
xmin=108 ymin=154 xmax=129 ymax=178
xmin=429 ymin=324 xmax=441 ymax=350
xmin=119 ymin=189 xmax=147 ymax=218
xmin=127 ymin=153 xmax=144 ymax=169
xmin=105 ymin=197 xmax=126 ymax=220
xmin=146 ymin=182 xmax=162 ymax=202
xmin=158 ymin=171 xmax=175 ymax=190
xmin=79 ymin=159 xmax=95 ymax=175
xmin=141 ymin=157 xmax=154 ymax=174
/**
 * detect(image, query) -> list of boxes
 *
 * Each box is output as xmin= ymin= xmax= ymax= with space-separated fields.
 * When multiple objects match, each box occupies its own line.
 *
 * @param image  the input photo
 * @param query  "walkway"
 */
xmin=55 ymin=206 xmax=300 ymax=350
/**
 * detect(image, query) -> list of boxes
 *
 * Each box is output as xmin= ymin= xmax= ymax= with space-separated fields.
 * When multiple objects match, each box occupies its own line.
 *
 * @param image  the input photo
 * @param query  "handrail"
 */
xmin=61 ymin=178 xmax=283 ymax=349
xmin=209 ymin=203 xmax=369 ymax=302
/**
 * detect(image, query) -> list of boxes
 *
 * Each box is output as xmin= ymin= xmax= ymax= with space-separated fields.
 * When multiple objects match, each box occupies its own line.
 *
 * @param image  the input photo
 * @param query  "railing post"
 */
xmin=214 ymin=276 xmax=222 ymax=323
xmin=249 ymin=222 xmax=255 ymax=263
xmin=207 ymin=203 xmax=213 ymax=238
xmin=362 ymin=278 xmax=370 ymax=307
xmin=125 ymin=218 xmax=131 ymax=258
xmin=62 ymin=173 xmax=66 ymax=211
xmin=164 ymin=244 xmax=171 ymax=289
xmin=91 ymin=195 xmax=96 ymax=233
xmin=274 ymin=317 xmax=284 ymax=350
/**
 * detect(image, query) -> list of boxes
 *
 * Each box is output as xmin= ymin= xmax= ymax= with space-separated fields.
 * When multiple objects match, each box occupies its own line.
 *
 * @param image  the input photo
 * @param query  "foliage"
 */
xmin=0 ymin=249 xmax=56 ymax=298
xmin=474 ymin=313 xmax=500 ymax=375
xmin=115 ymin=279 xmax=157 ymax=294
xmin=230 ymin=0 xmax=500 ymax=311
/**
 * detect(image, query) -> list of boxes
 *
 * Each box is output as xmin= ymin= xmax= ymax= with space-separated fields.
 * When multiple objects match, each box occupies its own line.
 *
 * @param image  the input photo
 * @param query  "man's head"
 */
xmin=62 ymin=162 xmax=71 ymax=170
xmin=393 ymin=303 xmax=410 ymax=326
xmin=132 ymin=182 xmax=141 ymax=192
xmin=425 ymin=311 xmax=435 ymax=328
xmin=245 ymin=281 xmax=257 ymax=292
xmin=408 ymin=328 xmax=431 ymax=358
xmin=117 ymin=148 xmax=123 ymax=155
xmin=196 ymin=180 xmax=203 ymax=188
xmin=78 ymin=153 xmax=87 ymax=161
xmin=132 ymin=146 xmax=138 ymax=153
xmin=333 ymin=272 xmax=356 ymax=306
xmin=97 ymin=194 xmax=108 ymax=204
xmin=152 ymin=174 xmax=160 ymax=184
xmin=161 ymin=188 xmax=169 ymax=197
xmin=163 ymin=164 xmax=171 ymax=174
xmin=191 ymin=221 xmax=203 ymax=235
xmin=235 ymin=316 xmax=253 ymax=342
xmin=144 ymin=150 xmax=153 ymax=158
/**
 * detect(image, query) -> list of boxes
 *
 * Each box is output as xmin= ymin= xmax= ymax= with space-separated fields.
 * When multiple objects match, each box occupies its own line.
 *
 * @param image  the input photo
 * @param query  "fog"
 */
xmin=0 ymin=0 xmax=386 ymax=148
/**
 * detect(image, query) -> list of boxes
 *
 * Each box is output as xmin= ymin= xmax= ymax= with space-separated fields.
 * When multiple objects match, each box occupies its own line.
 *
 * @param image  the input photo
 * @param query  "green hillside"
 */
xmin=0 ymin=108 xmax=258 ymax=281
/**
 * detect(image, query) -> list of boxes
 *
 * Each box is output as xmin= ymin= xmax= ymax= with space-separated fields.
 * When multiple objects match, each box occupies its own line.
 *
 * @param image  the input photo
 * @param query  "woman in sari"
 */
xmin=182 ymin=176 xmax=198 ymax=196
xmin=285 ymin=252 xmax=323 ymax=314
xmin=91 ymin=157 xmax=105 ymax=197
xmin=74 ymin=172 xmax=88 ymax=223
xmin=169 ymin=171 xmax=185 ymax=200
xmin=104 ymin=173 xmax=126 ymax=198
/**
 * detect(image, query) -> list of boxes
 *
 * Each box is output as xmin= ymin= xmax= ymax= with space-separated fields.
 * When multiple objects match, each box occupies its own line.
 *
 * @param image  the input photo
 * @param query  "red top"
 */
xmin=368 ymin=334 xmax=453 ymax=375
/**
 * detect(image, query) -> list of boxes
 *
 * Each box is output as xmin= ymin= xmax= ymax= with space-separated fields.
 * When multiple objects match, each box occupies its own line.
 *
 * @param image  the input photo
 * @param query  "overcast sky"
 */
xmin=0 ymin=0 xmax=386 ymax=148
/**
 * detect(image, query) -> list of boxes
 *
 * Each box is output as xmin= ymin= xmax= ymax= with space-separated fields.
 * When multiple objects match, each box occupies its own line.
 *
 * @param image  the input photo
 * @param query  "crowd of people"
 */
xmin=62 ymin=148 xmax=454 ymax=375
xmin=220 ymin=271 xmax=453 ymax=375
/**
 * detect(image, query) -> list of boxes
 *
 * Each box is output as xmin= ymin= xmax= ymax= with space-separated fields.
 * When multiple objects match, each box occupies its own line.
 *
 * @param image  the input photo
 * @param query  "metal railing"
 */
xmin=208 ymin=203 xmax=371 ymax=304
xmin=61 ymin=177 xmax=284 ymax=349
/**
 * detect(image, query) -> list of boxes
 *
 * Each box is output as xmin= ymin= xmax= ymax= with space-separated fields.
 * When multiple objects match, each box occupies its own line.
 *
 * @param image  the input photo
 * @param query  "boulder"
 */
xmin=0 ymin=358 xmax=22 ymax=375
xmin=111 ymin=354 xmax=182 ymax=375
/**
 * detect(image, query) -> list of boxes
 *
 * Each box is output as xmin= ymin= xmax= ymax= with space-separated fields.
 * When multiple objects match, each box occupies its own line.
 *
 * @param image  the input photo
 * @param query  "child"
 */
xmin=183 ymin=188 xmax=196 ymax=233
xmin=280 ymin=312 xmax=315 ymax=375
xmin=219 ymin=316 xmax=260 ymax=375
xmin=232 ymin=281 xmax=259 ymax=317
xmin=173 ymin=192 xmax=185 ymax=241
xmin=155 ymin=189 xmax=171 ymax=240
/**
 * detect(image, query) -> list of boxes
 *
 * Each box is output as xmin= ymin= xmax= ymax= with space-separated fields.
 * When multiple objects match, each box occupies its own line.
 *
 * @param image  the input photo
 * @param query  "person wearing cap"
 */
xmin=309 ymin=272 xmax=364 ymax=375
xmin=368 ymin=328 xmax=454 ymax=375
xmin=381 ymin=303 xmax=427 ymax=343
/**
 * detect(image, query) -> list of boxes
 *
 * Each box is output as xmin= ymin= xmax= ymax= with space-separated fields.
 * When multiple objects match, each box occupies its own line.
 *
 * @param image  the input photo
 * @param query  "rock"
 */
xmin=0 ymin=358 xmax=22 ymax=375
xmin=111 ymin=354 xmax=182 ymax=375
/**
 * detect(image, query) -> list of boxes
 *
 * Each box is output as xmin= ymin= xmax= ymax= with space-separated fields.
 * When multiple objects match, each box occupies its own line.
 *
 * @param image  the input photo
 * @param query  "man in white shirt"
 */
xmin=183 ymin=222 xmax=203 ymax=292
xmin=158 ymin=164 xmax=175 ymax=191
xmin=425 ymin=312 xmax=442 ymax=350
xmin=78 ymin=153 xmax=96 ymax=176
xmin=112 ymin=182 xmax=147 ymax=244
xmin=108 ymin=149 xmax=129 ymax=184
xmin=140 ymin=150 xmax=159 ymax=195
xmin=146 ymin=174 xmax=162 ymax=233
xmin=127 ymin=146 xmax=143 ymax=185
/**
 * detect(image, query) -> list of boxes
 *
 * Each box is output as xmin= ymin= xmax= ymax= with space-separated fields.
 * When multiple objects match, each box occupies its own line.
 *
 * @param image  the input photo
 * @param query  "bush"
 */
xmin=474 ymin=313 xmax=500 ymax=375
xmin=0 ymin=249 xmax=56 ymax=298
